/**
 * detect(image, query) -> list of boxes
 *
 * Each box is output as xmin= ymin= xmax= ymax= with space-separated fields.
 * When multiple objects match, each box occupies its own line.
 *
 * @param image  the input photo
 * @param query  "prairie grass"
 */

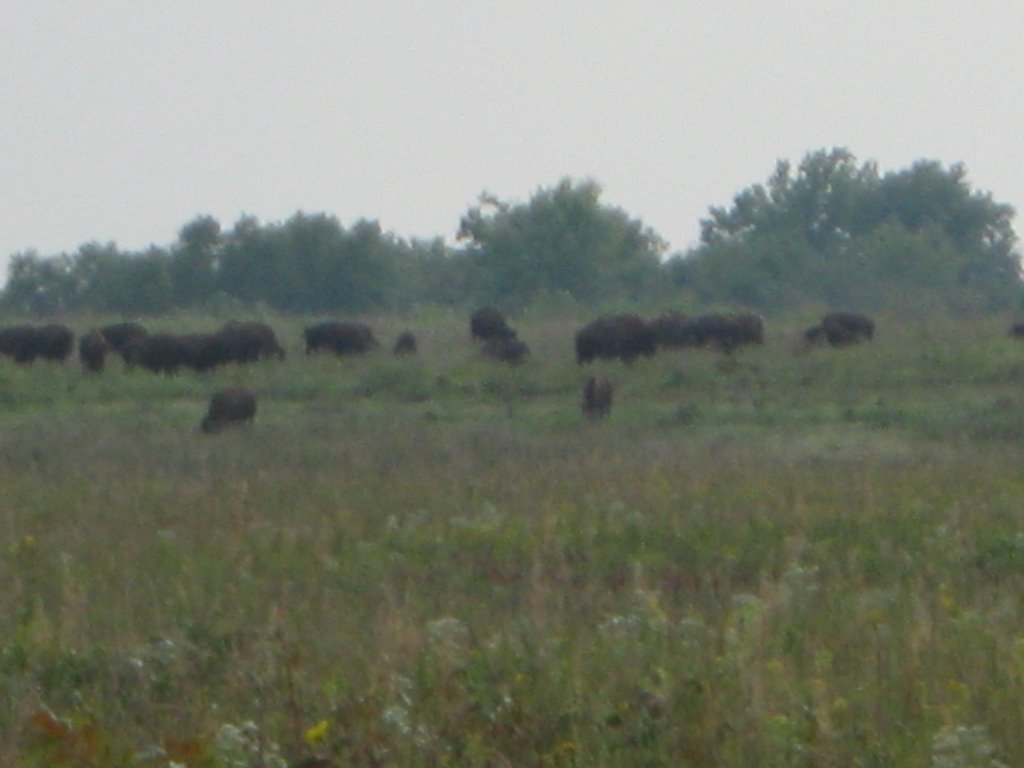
xmin=3 ymin=312 xmax=1024 ymax=765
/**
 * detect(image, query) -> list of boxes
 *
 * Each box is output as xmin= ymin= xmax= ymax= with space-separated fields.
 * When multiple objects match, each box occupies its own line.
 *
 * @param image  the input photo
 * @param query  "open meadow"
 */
xmin=4 ymin=310 xmax=1024 ymax=766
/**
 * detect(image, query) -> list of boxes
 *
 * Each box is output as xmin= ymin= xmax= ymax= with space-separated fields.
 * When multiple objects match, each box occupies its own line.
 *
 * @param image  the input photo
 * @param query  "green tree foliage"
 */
xmin=0 ymin=213 xmax=424 ymax=316
xmin=3 ymin=251 xmax=76 ymax=315
xmin=170 ymin=215 xmax=221 ymax=307
xmin=217 ymin=212 xmax=404 ymax=313
xmin=673 ymin=148 xmax=1022 ymax=314
xmin=457 ymin=179 xmax=666 ymax=309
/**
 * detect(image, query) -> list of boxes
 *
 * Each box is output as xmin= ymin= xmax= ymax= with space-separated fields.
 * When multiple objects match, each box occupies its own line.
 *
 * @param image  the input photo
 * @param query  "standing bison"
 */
xmin=78 ymin=329 xmax=111 ymax=373
xmin=124 ymin=333 xmax=201 ymax=374
xmin=217 ymin=321 xmax=286 ymax=362
xmin=200 ymin=387 xmax=257 ymax=433
xmin=575 ymin=315 xmax=656 ymax=365
xmin=190 ymin=321 xmax=286 ymax=371
xmin=481 ymin=337 xmax=530 ymax=365
xmin=393 ymin=331 xmax=418 ymax=355
xmin=649 ymin=311 xmax=692 ymax=348
xmin=653 ymin=312 xmax=764 ymax=353
xmin=304 ymin=321 xmax=378 ymax=357
xmin=470 ymin=308 xmax=517 ymax=342
xmin=581 ymin=375 xmax=613 ymax=419
xmin=806 ymin=312 xmax=875 ymax=347
xmin=99 ymin=322 xmax=149 ymax=361
xmin=0 ymin=324 xmax=74 ymax=364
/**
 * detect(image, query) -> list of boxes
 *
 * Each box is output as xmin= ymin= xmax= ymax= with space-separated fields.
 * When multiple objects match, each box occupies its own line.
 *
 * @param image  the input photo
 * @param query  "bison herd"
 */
xmin=0 ymin=308 xmax=896 ymax=430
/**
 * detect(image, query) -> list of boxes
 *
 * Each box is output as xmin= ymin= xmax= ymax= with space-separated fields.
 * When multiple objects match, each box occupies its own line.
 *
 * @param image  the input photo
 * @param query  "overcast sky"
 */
xmin=4 ymin=1 xmax=1023 ymax=277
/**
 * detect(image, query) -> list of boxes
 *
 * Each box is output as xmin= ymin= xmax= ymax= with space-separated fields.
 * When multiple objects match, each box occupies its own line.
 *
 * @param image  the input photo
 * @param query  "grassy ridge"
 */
xmin=3 ymin=313 xmax=1024 ymax=766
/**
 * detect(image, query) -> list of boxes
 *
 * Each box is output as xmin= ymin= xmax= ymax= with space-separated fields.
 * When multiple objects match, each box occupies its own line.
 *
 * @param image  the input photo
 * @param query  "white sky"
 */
xmin=3 ymin=1 xmax=1023 ymax=276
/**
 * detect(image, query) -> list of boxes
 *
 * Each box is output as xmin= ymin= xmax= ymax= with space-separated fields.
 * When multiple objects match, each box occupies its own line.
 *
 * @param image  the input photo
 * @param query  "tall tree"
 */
xmin=679 ymin=148 xmax=1022 ymax=313
xmin=457 ymin=178 xmax=665 ymax=309
xmin=170 ymin=215 xmax=221 ymax=306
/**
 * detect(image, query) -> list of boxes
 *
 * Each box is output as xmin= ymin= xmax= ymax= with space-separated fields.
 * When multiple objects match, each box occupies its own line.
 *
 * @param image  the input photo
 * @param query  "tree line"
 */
xmin=4 ymin=149 xmax=1021 ymax=317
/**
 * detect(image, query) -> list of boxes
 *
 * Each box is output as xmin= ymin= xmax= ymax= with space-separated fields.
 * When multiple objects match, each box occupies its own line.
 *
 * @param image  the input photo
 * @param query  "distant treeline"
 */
xmin=4 ymin=149 xmax=1021 ymax=317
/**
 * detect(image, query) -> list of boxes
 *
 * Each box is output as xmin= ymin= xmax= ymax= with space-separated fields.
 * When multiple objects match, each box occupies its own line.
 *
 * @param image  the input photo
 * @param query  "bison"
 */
xmin=812 ymin=312 xmax=875 ymax=347
xmin=99 ymin=322 xmax=149 ymax=361
xmin=217 ymin=321 xmax=286 ymax=363
xmin=581 ymin=375 xmax=613 ymax=419
xmin=679 ymin=313 xmax=764 ymax=353
xmin=200 ymin=387 xmax=257 ymax=433
xmin=393 ymin=331 xmax=418 ymax=355
xmin=78 ymin=329 xmax=111 ymax=373
xmin=649 ymin=311 xmax=693 ymax=349
xmin=575 ymin=315 xmax=656 ymax=365
xmin=470 ymin=308 xmax=517 ymax=342
xmin=1009 ymin=322 xmax=1024 ymax=339
xmin=0 ymin=324 xmax=74 ymax=364
xmin=185 ymin=322 xmax=286 ymax=372
xmin=481 ymin=337 xmax=530 ymax=365
xmin=304 ymin=321 xmax=378 ymax=357
xmin=0 ymin=325 xmax=41 ymax=363
xmin=124 ymin=333 xmax=203 ymax=375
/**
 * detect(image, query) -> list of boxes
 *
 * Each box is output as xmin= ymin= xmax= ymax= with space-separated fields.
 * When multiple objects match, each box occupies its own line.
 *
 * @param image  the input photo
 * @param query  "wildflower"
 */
xmin=304 ymin=719 xmax=329 ymax=746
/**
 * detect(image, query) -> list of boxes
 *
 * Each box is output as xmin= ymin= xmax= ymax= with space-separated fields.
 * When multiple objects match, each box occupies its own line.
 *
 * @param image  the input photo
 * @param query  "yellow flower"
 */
xmin=304 ymin=719 xmax=329 ymax=745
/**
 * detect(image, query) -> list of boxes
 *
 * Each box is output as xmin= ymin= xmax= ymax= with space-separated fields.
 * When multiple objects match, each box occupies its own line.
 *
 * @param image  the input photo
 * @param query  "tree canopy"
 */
xmin=671 ymin=148 xmax=1021 ymax=314
xmin=457 ymin=179 xmax=666 ymax=309
xmin=2 ymin=155 xmax=1020 ymax=317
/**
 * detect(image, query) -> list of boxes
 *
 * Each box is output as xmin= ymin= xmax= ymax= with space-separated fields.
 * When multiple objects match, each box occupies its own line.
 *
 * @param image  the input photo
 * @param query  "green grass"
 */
xmin=3 ymin=312 xmax=1024 ymax=765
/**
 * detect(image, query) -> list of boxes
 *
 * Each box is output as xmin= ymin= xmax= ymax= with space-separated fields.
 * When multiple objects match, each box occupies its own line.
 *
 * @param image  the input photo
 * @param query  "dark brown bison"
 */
xmin=803 ymin=325 xmax=826 ymax=345
xmin=814 ymin=312 xmax=875 ymax=347
xmin=124 ymin=333 xmax=202 ymax=375
xmin=186 ymin=322 xmax=286 ymax=372
xmin=217 ymin=321 xmax=286 ymax=362
xmin=0 ymin=325 xmax=39 ymax=363
xmin=200 ymin=387 xmax=257 ymax=433
xmin=649 ymin=311 xmax=692 ymax=348
xmin=651 ymin=312 xmax=765 ymax=353
xmin=78 ymin=329 xmax=111 ymax=373
xmin=481 ymin=337 xmax=530 ymax=364
xmin=582 ymin=375 xmax=613 ymax=419
xmin=304 ymin=321 xmax=378 ymax=357
xmin=99 ymin=322 xmax=149 ymax=360
xmin=0 ymin=324 xmax=74 ymax=364
xmin=393 ymin=331 xmax=418 ymax=355
xmin=575 ymin=315 xmax=656 ymax=365
xmin=682 ymin=313 xmax=765 ymax=352
xmin=1009 ymin=322 xmax=1024 ymax=339
xmin=470 ymin=308 xmax=517 ymax=342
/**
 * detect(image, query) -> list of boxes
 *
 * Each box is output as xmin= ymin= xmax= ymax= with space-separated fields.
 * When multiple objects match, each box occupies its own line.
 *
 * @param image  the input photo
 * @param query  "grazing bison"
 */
xmin=78 ymin=329 xmax=111 ymax=373
xmin=803 ymin=325 xmax=826 ymax=345
xmin=217 ymin=321 xmax=286 ymax=362
xmin=575 ymin=314 xmax=656 ymax=365
xmin=200 ymin=387 xmax=257 ymax=433
xmin=187 ymin=322 xmax=287 ymax=372
xmin=678 ymin=313 xmax=764 ymax=353
xmin=651 ymin=312 xmax=765 ymax=353
xmin=393 ymin=331 xmax=418 ymax=355
xmin=0 ymin=324 xmax=74 ymax=364
xmin=304 ymin=321 xmax=378 ymax=357
xmin=650 ymin=311 xmax=692 ymax=349
xmin=481 ymin=337 xmax=530 ymax=365
xmin=124 ymin=333 xmax=202 ymax=375
xmin=581 ymin=375 xmax=613 ymax=419
xmin=470 ymin=307 xmax=517 ymax=342
xmin=99 ymin=322 xmax=149 ymax=360
xmin=812 ymin=312 xmax=875 ymax=347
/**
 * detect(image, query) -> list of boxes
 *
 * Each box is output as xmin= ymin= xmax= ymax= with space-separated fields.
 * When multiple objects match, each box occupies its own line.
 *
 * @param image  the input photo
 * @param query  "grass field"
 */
xmin=3 ymin=311 xmax=1024 ymax=766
